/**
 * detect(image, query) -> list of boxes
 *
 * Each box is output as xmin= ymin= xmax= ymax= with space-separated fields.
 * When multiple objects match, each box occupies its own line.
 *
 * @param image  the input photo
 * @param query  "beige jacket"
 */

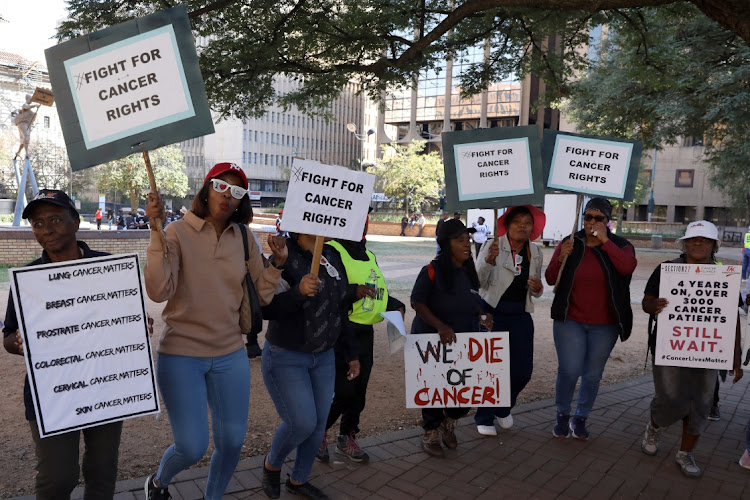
xmin=144 ymin=211 xmax=281 ymax=357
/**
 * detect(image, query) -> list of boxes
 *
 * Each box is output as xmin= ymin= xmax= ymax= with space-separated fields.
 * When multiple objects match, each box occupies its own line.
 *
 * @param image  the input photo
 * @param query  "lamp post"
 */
xmin=347 ymin=123 xmax=375 ymax=171
xmin=647 ymin=149 xmax=657 ymax=222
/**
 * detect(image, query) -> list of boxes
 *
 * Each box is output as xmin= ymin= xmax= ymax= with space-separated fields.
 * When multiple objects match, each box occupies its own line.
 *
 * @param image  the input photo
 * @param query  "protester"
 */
xmin=143 ymin=163 xmax=286 ymax=500
xmin=471 ymin=216 xmax=490 ymax=257
xmin=95 ymin=207 xmax=102 ymax=230
xmin=544 ymin=197 xmax=637 ymax=440
xmin=641 ymin=220 xmax=743 ymax=477
xmin=3 ymin=189 xmax=123 ymax=499
xmin=743 ymin=225 xmax=750 ymax=281
xmin=320 ymin=215 xmax=406 ymax=463
xmin=474 ymin=206 xmax=545 ymax=436
xmin=411 ymin=219 xmax=493 ymax=456
xmin=261 ymin=232 xmax=360 ymax=500
xmin=107 ymin=208 xmax=114 ymax=230
xmin=400 ymin=214 xmax=409 ymax=236
xmin=741 ymin=279 xmax=750 ymax=469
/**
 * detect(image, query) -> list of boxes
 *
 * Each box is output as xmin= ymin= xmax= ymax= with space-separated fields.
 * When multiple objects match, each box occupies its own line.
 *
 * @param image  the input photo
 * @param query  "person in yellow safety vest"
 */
xmin=742 ymin=225 xmax=750 ymax=281
xmin=317 ymin=211 xmax=406 ymax=464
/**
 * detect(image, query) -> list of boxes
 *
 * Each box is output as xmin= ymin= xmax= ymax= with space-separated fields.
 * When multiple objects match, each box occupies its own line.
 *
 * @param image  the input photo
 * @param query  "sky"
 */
xmin=0 ymin=0 xmax=68 ymax=62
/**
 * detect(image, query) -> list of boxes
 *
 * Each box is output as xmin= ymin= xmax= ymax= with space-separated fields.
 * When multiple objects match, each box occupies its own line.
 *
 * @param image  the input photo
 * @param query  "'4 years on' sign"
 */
xmin=404 ymin=332 xmax=510 ymax=408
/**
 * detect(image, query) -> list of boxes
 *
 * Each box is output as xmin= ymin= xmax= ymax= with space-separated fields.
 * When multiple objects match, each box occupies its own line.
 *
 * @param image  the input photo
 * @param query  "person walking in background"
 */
xmin=453 ymin=211 xmax=462 ymax=221
xmin=260 ymin=232 xmax=360 ymax=500
xmin=3 ymin=190 xmax=123 ymax=499
xmin=474 ymin=206 xmax=545 ymax=436
xmin=320 ymin=215 xmax=406 ymax=463
xmin=143 ymin=163 xmax=286 ymax=500
xmin=95 ymin=207 xmax=102 ymax=230
xmin=641 ymin=220 xmax=743 ymax=477
xmin=471 ymin=216 xmax=490 ymax=257
xmin=400 ymin=214 xmax=409 ymax=236
xmin=545 ymin=197 xmax=637 ymax=440
xmin=417 ymin=213 xmax=426 ymax=237
xmin=411 ymin=219 xmax=493 ymax=457
xmin=742 ymin=225 xmax=750 ymax=280
xmin=107 ymin=208 xmax=114 ymax=230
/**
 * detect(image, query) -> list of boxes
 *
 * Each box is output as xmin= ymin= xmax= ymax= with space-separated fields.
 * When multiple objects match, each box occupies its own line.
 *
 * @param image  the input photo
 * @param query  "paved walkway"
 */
xmin=25 ymin=373 xmax=749 ymax=500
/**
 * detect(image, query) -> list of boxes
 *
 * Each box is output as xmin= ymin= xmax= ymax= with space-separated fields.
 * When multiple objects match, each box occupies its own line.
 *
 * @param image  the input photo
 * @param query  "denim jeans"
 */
xmin=553 ymin=319 xmax=618 ymax=418
xmin=475 ymin=301 xmax=534 ymax=425
xmin=155 ymin=348 xmax=250 ymax=500
xmin=742 ymin=248 xmax=750 ymax=280
xmin=262 ymin=342 xmax=335 ymax=483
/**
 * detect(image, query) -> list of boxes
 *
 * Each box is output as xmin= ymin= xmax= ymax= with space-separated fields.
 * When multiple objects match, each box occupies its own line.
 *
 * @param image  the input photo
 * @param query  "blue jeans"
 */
xmin=742 ymin=248 xmax=750 ymax=280
xmin=155 ymin=348 xmax=250 ymax=500
xmin=475 ymin=301 xmax=534 ymax=425
xmin=262 ymin=342 xmax=335 ymax=483
xmin=553 ymin=319 xmax=618 ymax=418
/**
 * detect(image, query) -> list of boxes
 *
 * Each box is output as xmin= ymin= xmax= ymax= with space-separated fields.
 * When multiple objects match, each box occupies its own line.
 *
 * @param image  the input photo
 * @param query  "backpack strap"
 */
xmin=426 ymin=263 xmax=435 ymax=282
xmin=237 ymin=223 xmax=249 ymax=263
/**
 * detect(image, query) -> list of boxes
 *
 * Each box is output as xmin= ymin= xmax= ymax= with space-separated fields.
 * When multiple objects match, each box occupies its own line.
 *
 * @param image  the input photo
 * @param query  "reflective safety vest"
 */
xmin=745 ymin=232 xmax=750 ymax=248
xmin=326 ymin=240 xmax=388 ymax=325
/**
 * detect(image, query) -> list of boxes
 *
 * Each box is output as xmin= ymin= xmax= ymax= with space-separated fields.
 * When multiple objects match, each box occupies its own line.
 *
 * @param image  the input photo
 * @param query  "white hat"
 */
xmin=677 ymin=220 xmax=720 ymax=252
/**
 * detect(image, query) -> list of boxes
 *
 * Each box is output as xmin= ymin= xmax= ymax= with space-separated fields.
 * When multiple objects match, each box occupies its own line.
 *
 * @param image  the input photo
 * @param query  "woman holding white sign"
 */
xmin=641 ymin=220 xmax=743 ymax=477
xmin=143 ymin=163 xmax=287 ymax=500
xmin=411 ymin=219 xmax=493 ymax=457
xmin=545 ymin=197 xmax=637 ymax=441
xmin=474 ymin=206 xmax=545 ymax=436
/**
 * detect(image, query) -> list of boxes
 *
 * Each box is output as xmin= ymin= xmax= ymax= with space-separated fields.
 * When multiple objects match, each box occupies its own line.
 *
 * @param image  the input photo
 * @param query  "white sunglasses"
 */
xmin=210 ymin=179 xmax=248 ymax=199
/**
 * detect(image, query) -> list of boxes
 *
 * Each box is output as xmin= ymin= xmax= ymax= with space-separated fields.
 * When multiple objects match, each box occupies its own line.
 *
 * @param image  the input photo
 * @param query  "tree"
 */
xmin=28 ymin=138 xmax=71 ymax=191
xmin=93 ymin=145 xmax=189 ymax=211
xmin=58 ymin=1 xmax=750 ymax=120
xmin=368 ymin=140 xmax=444 ymax=215
xmin=564 ymin=4 xmax=750 ymax=219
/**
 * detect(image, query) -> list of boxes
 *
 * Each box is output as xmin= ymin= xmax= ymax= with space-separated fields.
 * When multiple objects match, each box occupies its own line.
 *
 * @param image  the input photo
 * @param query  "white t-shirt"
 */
xmin=473 ymin=223 xmax=489 ymax=244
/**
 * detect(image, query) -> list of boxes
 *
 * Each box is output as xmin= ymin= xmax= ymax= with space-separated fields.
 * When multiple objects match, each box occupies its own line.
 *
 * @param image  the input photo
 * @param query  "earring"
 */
xmin=203 ymin=198 xmax=207 ymax=202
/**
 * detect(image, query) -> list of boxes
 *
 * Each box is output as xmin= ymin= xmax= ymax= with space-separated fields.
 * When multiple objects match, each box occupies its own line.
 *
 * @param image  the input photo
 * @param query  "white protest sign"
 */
xmin=655 ymin=263 xmax=741 ymax=369
xmin=64 ymin=25 xmax=194 ymax=149
xmin=404 ymin=332 xmax=510 ymax=408
xmin=9 ymin=254 xmax=159 ymax=437
xmin=282 ymin=159 xmax=375 ymax=241
xmin=547 ymin=135 xmax=635 ymax=198
xmin=452 ymin=139 xmax=534 ymax=201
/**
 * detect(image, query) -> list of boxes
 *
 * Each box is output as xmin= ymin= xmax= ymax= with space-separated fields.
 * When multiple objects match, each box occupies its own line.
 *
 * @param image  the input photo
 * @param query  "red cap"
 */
xmin=204 ymin=162 xmax=248 ymax=189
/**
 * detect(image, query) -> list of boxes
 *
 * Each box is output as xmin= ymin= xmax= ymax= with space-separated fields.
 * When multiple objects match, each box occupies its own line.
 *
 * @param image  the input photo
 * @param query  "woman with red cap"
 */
xmin=143 ymin=162 xmax=287 ymax=500
xmin=474 ymin=206 xmax=545 ymax=436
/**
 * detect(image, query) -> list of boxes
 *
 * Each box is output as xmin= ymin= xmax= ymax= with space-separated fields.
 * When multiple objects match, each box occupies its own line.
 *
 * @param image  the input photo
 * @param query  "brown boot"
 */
xmin=438 ymin=417 xmax=458 ymax=449
xmin=422 ymin=429 xmax=445 ymax=457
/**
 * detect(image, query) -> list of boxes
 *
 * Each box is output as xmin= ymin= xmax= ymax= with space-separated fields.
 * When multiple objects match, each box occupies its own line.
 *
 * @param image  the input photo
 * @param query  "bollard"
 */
xmin=651 ymin=234 xmax=662 ymax=250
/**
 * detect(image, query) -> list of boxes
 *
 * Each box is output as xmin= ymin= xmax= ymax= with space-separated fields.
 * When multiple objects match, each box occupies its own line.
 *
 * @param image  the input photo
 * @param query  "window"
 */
xmin=44 ymin=116 xmax=50 ymax=128
xmin=675 ymin=169 xmax=694 ymax=188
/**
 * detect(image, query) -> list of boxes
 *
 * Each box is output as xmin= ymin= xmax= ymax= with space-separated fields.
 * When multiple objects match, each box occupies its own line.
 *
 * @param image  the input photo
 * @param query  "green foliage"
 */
xmin=93 ymin=145 xmax=188 ymax=210
xmin=368 ymin=140 xmax=444 ymax=215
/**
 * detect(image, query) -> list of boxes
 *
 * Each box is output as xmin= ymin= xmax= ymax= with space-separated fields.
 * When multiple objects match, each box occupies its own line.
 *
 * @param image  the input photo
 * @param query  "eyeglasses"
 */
xmin=583 ymin=214 xmax=607 ymax=223
xmin=210 ymin=179 xmax=248 ymax=199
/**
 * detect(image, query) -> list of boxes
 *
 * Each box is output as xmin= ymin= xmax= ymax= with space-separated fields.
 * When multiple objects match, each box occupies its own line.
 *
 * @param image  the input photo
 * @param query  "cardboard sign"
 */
xmin=281 ymin=159 xmax=375 ymax=241
xmin=543 ymin=131 xmax=643 ymax=201
xmin=442 ymin=126 xmax=544 ymax=209
xmin=44 ymin=6 xmax=214 ymax=171
xmin=9 ymin=254 xmax=159 ymax=437
xmin=31 ymin=87 xmax=55 ymax=106
xmin=404 ymin=332 xmax=510 ymax=408
xmin=655 ymin=264 xmax=741 ymax=369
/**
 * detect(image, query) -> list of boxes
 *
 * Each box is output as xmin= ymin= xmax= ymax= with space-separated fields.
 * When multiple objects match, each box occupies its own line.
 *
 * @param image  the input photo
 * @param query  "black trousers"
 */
xmin=29 ymin=420 xmax=122 ymax=500
xmin=422 ymin=407 xmax=471 ymax=430
xmin=326 ymin=328 xmax=375 ymax=436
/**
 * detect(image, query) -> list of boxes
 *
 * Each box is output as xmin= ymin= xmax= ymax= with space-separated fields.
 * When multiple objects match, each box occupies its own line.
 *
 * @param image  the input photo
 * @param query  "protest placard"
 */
xmin=442 ymin=126 xmax=544 ymax=209
xmin=543 ymin=131 xmax=642 ymax=201
xmin=404 ymin=332 xmax=510 ymax=408
xmin=9 ymin=254 xmax=159 ymax=438
xmin=281 ymin=159 xmax=375 ymax=242
xmin=44 ymin=6 xmax=214 ymax=171
xmin=655 ymin=263 xmax=741 ymax=369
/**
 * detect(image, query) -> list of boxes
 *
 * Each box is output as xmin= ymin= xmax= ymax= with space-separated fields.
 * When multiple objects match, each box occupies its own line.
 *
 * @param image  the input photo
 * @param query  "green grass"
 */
xmin=0 ymin=265 xmax=10 ymax=283
xmin=367 ymin=240 xmax=436 ymax=258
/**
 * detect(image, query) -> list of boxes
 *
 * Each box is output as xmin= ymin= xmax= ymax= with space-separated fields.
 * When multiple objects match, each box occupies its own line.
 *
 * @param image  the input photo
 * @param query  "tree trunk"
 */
xmin=615 ymin=201 xmax=624 ymax=233
xmin=129 ymin=189 xmax=139 ymax=212
xmin=404 ymin=192 xmax=410 ymax=216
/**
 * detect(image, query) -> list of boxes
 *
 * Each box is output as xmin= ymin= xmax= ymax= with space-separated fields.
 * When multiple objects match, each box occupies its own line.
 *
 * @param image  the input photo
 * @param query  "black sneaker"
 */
xmin=708 ymin=405 xmax=720 ymax=421
xmin=246 ymin=340 xmax=262 ymax=359
xmin=336 ymin=432 xmax=369 ymax=462
xmin=144 ymin=474 xmax=171 ymax=500
xmin=552 ymin=413 xmax=570 ymax=438
xmin=262 ymin=458 xmax=281 ymax=499
xmin=285 ymin=476 xmax=330 ymax=500
xmin=569 ymin=416 xmax=590 ymax=440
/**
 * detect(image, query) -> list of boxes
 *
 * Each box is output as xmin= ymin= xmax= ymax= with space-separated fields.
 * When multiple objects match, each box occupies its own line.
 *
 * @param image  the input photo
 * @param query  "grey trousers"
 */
xmin=650 ymin=364 xmax=717 ymax=434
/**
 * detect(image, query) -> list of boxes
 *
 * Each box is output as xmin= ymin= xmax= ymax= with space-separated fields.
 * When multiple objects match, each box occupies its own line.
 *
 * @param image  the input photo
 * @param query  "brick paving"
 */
xmin=15 ymin=373 xmax=748 ymax=500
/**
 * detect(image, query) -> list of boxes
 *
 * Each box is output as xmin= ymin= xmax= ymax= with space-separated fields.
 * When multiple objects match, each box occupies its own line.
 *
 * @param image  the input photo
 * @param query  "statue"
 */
xmin=14 ymin=94 xmax=41 ymax=159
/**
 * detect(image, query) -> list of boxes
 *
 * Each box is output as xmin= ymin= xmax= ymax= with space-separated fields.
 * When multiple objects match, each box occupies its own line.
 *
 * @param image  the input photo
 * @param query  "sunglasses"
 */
xmin=210 ymin=179 xmax=248 ymax=200
xmin=583 ymin=214 xmax=607 ymax=223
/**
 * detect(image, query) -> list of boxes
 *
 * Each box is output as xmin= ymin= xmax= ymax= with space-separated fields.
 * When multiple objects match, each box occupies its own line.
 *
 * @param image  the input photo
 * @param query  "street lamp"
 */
xmin=347 ymin=123 xmax=375 ymax=171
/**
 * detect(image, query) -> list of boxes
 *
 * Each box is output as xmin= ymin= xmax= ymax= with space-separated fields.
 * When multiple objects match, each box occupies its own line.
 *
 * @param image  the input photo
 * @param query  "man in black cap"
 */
xmin=3 ymin=189 xmax=123 ymax=499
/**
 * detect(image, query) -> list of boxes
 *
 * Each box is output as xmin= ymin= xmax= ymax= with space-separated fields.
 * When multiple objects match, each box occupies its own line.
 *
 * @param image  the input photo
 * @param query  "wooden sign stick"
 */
xmin=143 ymin=151 xmax=168 ymax=257
xmin=310 ymin=235 xmax=325 ymax=275
xmin=553 ymin=194 xmax=583 ymax=293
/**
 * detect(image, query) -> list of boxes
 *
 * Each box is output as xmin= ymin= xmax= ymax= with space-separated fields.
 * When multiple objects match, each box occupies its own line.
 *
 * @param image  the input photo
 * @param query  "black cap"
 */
xmin=584 ymin=197 xmax=612 ymax=220
xmin=437 ymin=218 xmax=476 ymax=241
xmin=22 ymin=189 xmax=78 ymax=219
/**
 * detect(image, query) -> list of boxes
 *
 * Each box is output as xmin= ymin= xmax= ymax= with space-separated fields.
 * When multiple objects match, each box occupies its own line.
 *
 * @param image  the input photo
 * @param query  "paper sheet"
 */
xmin=381 ymin=311 xmax=406 ymax=354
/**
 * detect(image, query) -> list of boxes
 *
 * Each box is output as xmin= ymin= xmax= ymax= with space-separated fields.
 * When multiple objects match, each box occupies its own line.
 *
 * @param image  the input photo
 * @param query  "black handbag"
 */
xmin=237 ymin=223 xmax=263 ymax=336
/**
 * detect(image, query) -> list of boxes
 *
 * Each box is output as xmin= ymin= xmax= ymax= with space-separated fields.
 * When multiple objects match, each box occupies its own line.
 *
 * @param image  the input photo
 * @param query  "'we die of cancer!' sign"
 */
xmin=404 ymin=332 xmax=510 ymax=408
xmin=442 ymin=126 xmax=545 ymax=209
xmin=9 ymin=254 xmax=159 ymax=438
xmin=45 ymin=6 xmax=214 ymax=171
xmin=543 ymin=131 xmax=643 ymax=201
xmin=281 ymin=159 xmax=375 ymax=242
xmin=655 ymin=263 xmax=741 ymax=369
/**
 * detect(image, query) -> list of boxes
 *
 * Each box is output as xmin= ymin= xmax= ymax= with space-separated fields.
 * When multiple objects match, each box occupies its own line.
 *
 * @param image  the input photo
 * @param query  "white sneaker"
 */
xmin=675 ymin=450 xmax=701 ymax=477
xmin=498 ymin=415 xmax=514 ymax=429
xmin=476 ymin=425 xmax=497 ymax=436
